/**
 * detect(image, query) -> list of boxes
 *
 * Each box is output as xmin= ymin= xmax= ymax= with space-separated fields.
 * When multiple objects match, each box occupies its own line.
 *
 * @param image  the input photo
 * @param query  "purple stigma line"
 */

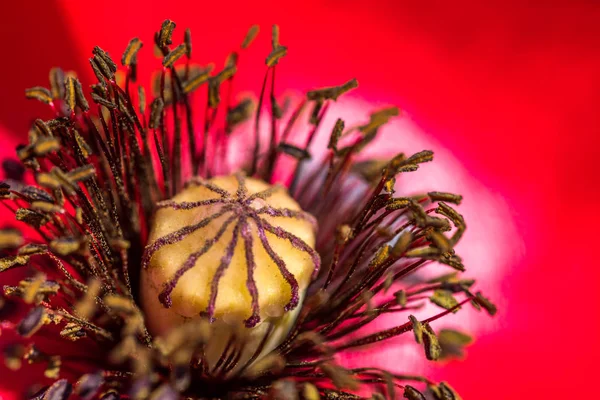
xmin=205 ymin=221 xmax=241 ymax=321
xmin=156 ymin=197 xmax=229 ymax=210
xmin=244 ymin=184 xmax=282 ymax=203
xmin=250 ymin=214 xmax=300 ymax=312
xmin=141 ymin=206 xmax=232 ymax=269
xmin=257 ymin=216 xmax=321 ymax=278
xmin=184 ymin=177 xmax=231 ymax=198
xmin=158 ymin=213 xmax=239 ymax=308
xmin=255 ymin=206 xmax=318 ymax=232
xmin=240 ymin=217 xmax=261 ymax=328
xmin=234 ymin=172 xmax=247 ymax=200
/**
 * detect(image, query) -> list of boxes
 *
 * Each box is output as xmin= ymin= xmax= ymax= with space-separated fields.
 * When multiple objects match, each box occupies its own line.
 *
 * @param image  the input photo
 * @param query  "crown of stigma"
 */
xmin=141 ymin=173 xmax=319 ymax=329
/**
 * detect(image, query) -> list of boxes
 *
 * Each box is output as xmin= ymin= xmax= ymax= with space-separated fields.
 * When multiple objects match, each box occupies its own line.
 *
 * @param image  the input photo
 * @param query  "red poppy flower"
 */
xmin=1 ymin=1 xmax=599 ymax=400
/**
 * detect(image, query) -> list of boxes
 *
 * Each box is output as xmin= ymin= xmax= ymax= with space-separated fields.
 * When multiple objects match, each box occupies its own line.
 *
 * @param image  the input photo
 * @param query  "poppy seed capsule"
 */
xmin=140 ymin=174 xmax=319 ymax=374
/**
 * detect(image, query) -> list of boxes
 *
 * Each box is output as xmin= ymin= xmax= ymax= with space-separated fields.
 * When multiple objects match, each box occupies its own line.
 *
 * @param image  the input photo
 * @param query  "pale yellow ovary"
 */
xmin=140 ymin=175 xmax=317 ymax=338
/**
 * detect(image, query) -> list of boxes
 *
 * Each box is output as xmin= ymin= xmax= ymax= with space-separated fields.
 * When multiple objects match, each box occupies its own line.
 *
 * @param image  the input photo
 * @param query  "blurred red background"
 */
xmin=1 ymin=1 xmax=599 ymax=398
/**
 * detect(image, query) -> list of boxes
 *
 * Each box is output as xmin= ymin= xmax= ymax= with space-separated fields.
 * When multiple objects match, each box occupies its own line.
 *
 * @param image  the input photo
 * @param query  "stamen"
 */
xmin=122 ymin=38 xmax=143 ymax=67
xmin=157 ymin=20 xmax=176 ymax=47
xmin=163 ymin=44 xmax=187 ymax=68
xmin=241 ymin=25 xmax=260 ymax=49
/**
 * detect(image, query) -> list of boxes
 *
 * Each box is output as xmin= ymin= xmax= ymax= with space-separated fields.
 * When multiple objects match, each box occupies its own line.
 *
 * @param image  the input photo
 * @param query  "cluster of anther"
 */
xmin=141 ymin=173 xmax=320 ymax=328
